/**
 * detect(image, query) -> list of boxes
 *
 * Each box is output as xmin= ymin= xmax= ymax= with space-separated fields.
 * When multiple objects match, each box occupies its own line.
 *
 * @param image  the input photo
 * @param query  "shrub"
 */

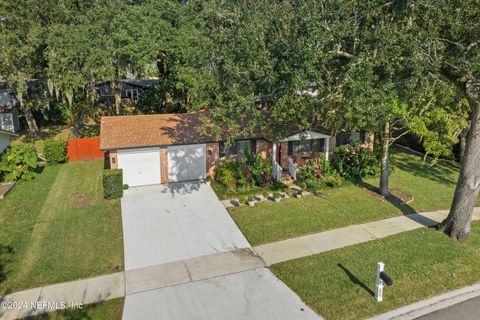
xmin=272 ymin=192 xmax=281 ymax=199
xmin=296 ymin=153 xmax=342 ymax=189
xmin=43 ymin=139 xmax=67 ymax=165
xmin=215 ymin=154 xmax=273 ymax=191
xmin=332 ymin=145 xmax=380 ymax=180
xmin=245 ymin=152 xmax=272 ymax=187
xmin=215 ymin=161 xmax=238 ymax=190
xmin=0 ymin=144 xmax=39 ymax=181
xmin=283 ymin=186 xmax=293 ymax=196
xmin=323 ymin=174 xmax=343 ymax=188
xmin=103 ymin=169 xmax=123 ymax=199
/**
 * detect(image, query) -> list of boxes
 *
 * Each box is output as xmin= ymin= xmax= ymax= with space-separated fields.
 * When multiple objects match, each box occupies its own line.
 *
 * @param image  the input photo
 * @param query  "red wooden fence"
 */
xmin=67 ymin=137 xmax=105 ymax=162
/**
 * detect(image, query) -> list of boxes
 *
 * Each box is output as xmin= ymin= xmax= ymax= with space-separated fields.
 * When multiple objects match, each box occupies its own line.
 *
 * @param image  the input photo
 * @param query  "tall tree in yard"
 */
xmin=415 ymin=0 xmax=480 ymax=242
xmin=206 ymin=0 xmax=465 ymax=197
xmin=0 ymin=0 xmax=47 ymax=134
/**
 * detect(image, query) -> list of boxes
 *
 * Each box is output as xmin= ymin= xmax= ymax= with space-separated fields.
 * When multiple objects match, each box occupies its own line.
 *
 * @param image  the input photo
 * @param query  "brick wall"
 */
xmin=206 ymin=143 xmax=220 ymax=179
xmin=109 ymin=150 xmax=118 ymax=169
xmin=160 ymin=147 xmax=169 ymax=184
xmin=256 ymin=139 xmax=269 ymax=159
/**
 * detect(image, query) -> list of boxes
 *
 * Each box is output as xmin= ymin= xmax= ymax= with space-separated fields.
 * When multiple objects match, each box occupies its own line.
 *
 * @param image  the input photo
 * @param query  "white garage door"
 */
xmin=168 ymin=144 xmax=206 ymax=182
xmin=117 ymin=147 xmax=161 ymax=187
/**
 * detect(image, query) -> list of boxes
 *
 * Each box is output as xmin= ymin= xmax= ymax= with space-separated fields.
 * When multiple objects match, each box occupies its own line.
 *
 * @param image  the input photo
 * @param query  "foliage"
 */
xmin=215 ymin=161 xmax=238 ymax=190
xmin=0 ymin=144 xmax=38 ymax=181
xmin=272 ymin=192 xmax=280 ymax=199
xmin=245 ymin=152 xmax=272 ymax=187
xmin=215 ymin=152 xmax=273 ymax=191
xmin=296 ymin=153 xmax=342 ymax=190
xmin=43 ymin=139 xmax=67 ymax=165
xmin=102 ymin=169 xmax=123 ymax=199
xmin=332 ymin=145 xmax=380 ymax=181
xmin=283 ymin=186 xmax=293 ymax=197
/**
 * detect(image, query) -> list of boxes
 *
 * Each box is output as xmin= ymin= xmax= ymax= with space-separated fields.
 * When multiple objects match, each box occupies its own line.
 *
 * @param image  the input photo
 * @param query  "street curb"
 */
xmin=368 ymin=283 xmax=480 ymax=320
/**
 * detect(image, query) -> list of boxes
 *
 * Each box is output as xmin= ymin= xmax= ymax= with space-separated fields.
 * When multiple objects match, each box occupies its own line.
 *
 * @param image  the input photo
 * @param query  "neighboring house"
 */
xmin=100 ymin=112 xmax=373 ymax=187
xmin=95 ymin=79 xmax=160 ymax=105
xmin=0 ymin=82 xmax=20 ymax=153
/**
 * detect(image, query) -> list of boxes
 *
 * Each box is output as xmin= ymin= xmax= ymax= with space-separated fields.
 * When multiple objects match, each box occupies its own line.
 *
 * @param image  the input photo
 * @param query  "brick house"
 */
xmin=100 ymin=112 xmax=373 ymax=187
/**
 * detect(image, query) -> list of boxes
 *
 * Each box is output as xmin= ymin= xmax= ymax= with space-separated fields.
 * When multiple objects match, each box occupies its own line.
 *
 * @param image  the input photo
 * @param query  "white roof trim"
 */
xmin=280 ymin=130 xmax=330 ymax=142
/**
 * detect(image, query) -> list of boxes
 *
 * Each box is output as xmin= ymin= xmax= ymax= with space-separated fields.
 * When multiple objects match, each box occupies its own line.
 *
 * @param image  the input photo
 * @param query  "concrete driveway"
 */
xmin=121 ymin=182 xmax=250 ymax=270
xmin=123 ymin=268 xmax=322 ymax=320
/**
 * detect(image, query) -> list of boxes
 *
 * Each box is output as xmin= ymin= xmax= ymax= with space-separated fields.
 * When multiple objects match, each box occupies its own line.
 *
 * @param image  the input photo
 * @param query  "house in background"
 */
xmin=100 ymin=111 xmax=373 ymax=187
xmin=0 ymin=81 xmax=20 ymax=153
xmin=94 ymin=78 xmax=160 ymax=105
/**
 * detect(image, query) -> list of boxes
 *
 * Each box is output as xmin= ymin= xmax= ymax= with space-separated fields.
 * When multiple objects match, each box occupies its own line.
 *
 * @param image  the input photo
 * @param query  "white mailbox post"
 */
xmin=375 ymin=262 xmax=393 ymax=302
xmin=375 ymin=262 xmax=385 ymax=302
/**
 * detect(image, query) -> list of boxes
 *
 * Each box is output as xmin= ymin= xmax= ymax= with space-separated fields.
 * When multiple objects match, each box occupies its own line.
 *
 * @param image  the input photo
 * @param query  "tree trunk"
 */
xmin=23 ymin=107 xmax=39 ymax=135
xmin=443 ymin=101 xmax=480 ymax=242
xmin=112 ymin=80 xmax=122 ymax=116
xmin=379 ymin=121 xmax=390 ymax=197
xmin=156 ymin=51 xmax=167 ymax=82
xmin=459 ymin=124 xmax=470 ymax=163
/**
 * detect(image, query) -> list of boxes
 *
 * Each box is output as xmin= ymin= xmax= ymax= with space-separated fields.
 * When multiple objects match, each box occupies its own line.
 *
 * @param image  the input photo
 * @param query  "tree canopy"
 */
xmin=0 ymin=0 xmax=478 ymax=240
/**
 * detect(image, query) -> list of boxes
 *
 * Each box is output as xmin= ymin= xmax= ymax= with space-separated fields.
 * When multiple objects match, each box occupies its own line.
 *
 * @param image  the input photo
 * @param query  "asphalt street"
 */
xmin=416 ymin=296 xmax=480 ymax=320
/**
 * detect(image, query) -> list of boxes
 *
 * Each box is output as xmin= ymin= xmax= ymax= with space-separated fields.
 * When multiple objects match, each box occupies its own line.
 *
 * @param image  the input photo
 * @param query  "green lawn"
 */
xmin=26 ymin=298 xmax=124 ymax=320
xmin=0 ymin=160 xmax=123 ymax=294
xmin=228 ymin=148 xmax=461 ymax=245
xmin=272 ymin=222 xmax=480 ymax=320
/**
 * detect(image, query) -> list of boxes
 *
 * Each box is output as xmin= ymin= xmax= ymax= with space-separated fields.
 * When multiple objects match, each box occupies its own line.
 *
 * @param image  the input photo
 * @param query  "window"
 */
xmin=236 ymin=140 xmax=252 ymax=155
xmin=0 ymin=112 xmax=15 ymax=133
xmin=219 ymin=142 xmax=235 ymax=156
xmin=336 ymin=131 xmax=365 ymax=146
xmin=125 ymin=89 xmax=139 ymax=102
xmin=292 ymin=139 xmax=325 ymax=153
xmin=219 ymin=140 xmax=256 ymax=156
xmin=99 ymin=87 xmax=113 ymax=97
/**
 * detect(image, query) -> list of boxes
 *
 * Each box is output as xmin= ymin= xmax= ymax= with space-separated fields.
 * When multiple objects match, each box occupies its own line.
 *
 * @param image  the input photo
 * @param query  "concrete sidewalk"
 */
xmin=2 ymin=207 xmax=480 ymax=319
xmin=0 ymin=249 xmax=264 ymax=320
xmin=254 ymin=207 xmax=480 ymax=265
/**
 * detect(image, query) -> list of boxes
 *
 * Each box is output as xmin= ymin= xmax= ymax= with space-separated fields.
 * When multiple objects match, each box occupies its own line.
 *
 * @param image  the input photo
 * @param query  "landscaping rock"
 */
xmin=0 ymin=182 xmax=15 ymax=200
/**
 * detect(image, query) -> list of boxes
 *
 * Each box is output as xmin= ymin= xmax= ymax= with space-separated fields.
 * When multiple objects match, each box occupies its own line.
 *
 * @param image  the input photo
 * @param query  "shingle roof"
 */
xmin=120 ymin=79 xmax=159 ymax=88
xmin=100 ymin=112 xmax=265 ymax=150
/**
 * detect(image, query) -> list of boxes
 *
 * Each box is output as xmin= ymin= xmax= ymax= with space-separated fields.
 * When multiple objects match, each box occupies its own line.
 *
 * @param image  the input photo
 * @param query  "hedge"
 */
xmin=43 ymin=139 xmax=67 ymax=165
xmin=103 ymin=169 xmax=124 ymax=199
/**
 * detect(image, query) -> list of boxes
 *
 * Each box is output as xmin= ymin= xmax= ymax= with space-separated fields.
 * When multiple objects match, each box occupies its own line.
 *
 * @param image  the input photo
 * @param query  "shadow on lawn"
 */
xmin=356 ymin=180 xmax=417 ymax=215
xmin=0 ymin=245 xmax=14 ymax=286
xmin=356 ymin=180 xmax=440 ymax=228
xmin=337 ymin=263 xmax=374 ymax=297
xmin=393 ymin=151 xmax=458 ymax=186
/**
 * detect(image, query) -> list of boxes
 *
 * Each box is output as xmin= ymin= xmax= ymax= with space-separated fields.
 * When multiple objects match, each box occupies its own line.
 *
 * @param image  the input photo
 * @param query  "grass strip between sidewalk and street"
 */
xmin=271 ymin=222 xmax=480 ymax=320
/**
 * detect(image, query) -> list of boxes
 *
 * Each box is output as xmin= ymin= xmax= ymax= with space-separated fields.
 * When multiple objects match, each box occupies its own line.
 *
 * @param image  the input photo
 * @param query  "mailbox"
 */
xmin=375 ymin=262 xmax=393 ymax=302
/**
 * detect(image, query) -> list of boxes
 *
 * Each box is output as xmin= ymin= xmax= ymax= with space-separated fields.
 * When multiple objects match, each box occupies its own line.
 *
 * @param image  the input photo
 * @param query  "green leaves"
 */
xmin=0 ymin=144 xmax=39 ymax=182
